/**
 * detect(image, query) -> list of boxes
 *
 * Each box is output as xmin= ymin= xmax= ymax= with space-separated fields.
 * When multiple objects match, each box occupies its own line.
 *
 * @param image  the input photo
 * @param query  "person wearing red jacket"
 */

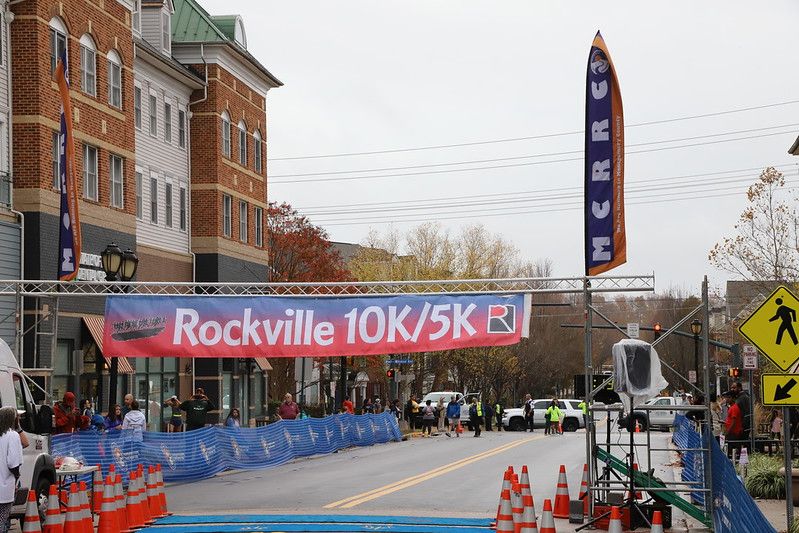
xmin=53 ymin=392 xmax=89 ymax=434
xmin=723 ymin=390 xmax=743 ymax=456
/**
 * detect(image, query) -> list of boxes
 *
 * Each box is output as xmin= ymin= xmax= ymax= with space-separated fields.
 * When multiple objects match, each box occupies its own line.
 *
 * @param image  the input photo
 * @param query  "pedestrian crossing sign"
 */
xmin=738 ymin=286 xmax=799 ymax=371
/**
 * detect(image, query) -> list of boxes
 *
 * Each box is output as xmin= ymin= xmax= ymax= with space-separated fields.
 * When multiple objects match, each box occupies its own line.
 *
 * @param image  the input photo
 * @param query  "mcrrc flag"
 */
xmin=55 ymin=49 xmax=81 ymax=281
xmin=584 ymin=31 xmax=625 ymax=276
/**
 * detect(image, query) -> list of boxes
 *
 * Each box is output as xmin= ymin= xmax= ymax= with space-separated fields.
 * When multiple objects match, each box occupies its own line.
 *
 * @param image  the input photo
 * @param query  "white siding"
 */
xmin=140 ymin=7 xmax=164 ymax=50
xmin=134 ymin=57 xmax=192 ymax=255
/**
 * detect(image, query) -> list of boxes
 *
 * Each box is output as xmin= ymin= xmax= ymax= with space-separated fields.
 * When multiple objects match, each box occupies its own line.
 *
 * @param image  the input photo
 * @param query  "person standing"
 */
xmin=342 ymin=395 xmax=355 ymax=415
xmin=277 ymin=393 xmax=300 ymax=420
xmin=733 ymin=382 xmax=752 ymax=441
xmin=523 ymin=394 xmax=535 ymax=432
xmin=54 ymin=392 xmax=88 ymax=434
xmin=121 ymin=394 xmax=134 ymax=417
xmin=437 ymin=397 xmax=446 ymax=433
xmin=484 ymin=401 xmax=494 ymax=431
xmin=710 ymin=394 xmax=723 ymax=443
xmin=546 ymin=399 xmax=562 ymax=436
xmin=180 ymin=388 xmax=216 ymax=431
xmin=411 ymin=396 xmax=420 ymax=430
xmin=389 ymin=399 xmax=401 ymax=419
xmin=104 ymin=404 xmax=124 ymax=431
xmin=469 ymin=397 xmax=483 ymax=437
xmin=723 ymin=390 xmax=744 ymax=456
xmin=421 ymin=400 xmax=436 ymax=437
xmin=494 ymin=400 xmax=503 ymax=432
xmin=122 ymin=400 xmax=146 ymax=442
xmin=577 ymin=399 xmax=588 ymax=429
xmin=446 ymin=396 xmax=460 ymax=437
xmin=166 ymin=396 xmax=183 ymax=433
xmin=225 ymin=408 xmax=241 ymax=428
xmin=0 ymin=407 xmax=22 ymax=533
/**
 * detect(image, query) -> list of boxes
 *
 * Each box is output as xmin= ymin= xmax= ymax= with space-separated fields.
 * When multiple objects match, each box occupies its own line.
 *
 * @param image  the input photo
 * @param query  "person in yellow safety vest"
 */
xmin=469 ymin=397 xmax=483 ymax=437
xmin=578 ymin=400 xmax=588 ymax=429
xmin=546 ymin=399 xmax=563 ymax=436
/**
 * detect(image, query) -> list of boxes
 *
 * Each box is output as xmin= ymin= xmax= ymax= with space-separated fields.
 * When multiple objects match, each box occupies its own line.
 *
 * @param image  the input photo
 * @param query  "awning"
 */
xmin=83 ymin=316 xmax=135 ymax=374
xmin=254 ymin=357 xmax=272 ymax=371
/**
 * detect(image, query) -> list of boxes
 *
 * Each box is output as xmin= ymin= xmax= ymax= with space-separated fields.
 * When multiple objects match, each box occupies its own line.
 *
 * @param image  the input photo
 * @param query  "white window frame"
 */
xmin=162 ymin=12 xmax=171 ymax=53
xmin=107 ymin=50 xmax=122 ymax=109
xmin=222 ymin=194 xmax=232 ymax=237
xmin=134 ymin=84 xmax=142 ymax=130
xmin=238 ymin=121 xmax=247 ymax=166
xmin=178 ymin=108 xmax=186 ymax=148
xmin=79 ymin=35 xmax=96 ymax=97
xmin=132 ymin=0 xmax=141 ymax=35
xmin=49 ymin=18 xmax=67 ymax=75
xmin=179 ymin=186 xmax=187 ymax=231
xmin=254 ymin=206 xmax=263 ymax=247
xmin=82 ymin=144 xmax=98 ymax=201
xmin=109 ymin=154 xmax=124 ymax=208
xmin=253 ymin=130 xmax=262 ymax=174
xmin=164 ymin=180 xmax=173 ymax=228
xmin=164 ymin=102 xmax=172 ymax=143
xmin=239 ymin=200 xmax=248 ymax=243
xmin=149 ymin=92 xmax=157 ymax=137
xmin=149 ymin=174 xmax=158 ymax=224
xmin=135 ymin=169 xmax=143 ymax=220
xmin=221 ymin=111 xmax=231 ymax=157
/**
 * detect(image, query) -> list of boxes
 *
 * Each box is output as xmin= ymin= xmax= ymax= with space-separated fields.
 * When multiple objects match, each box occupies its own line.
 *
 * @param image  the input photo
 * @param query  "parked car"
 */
xmin=618 ymin=396 xmax=682 ymax=431
xmin=502 ymin=399 xmax=585 ymax=432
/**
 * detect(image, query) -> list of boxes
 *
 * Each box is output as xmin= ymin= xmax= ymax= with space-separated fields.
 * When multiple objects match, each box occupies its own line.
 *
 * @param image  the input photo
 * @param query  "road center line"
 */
xmin=328 ymin=436 xmax=542 ymax=509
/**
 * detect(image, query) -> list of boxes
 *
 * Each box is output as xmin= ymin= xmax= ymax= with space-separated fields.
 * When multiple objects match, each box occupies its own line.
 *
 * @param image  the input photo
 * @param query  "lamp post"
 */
xmin=101 ymin=243 xmax=138 ymax=411
xmin=690 ymin=318 xmax=702 ymax=385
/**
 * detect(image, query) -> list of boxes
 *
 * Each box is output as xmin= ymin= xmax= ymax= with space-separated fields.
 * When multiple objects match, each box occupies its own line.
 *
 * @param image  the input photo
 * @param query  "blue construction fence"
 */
xmin=673 ymin=415 xmax=776 ymax=533
xmin=52 ymin=412 xmax=402 ymax=483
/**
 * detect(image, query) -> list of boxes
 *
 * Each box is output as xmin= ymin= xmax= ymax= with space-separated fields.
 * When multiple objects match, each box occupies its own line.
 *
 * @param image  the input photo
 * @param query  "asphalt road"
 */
xmin=163 ymin=423 xmax=675 ymax=519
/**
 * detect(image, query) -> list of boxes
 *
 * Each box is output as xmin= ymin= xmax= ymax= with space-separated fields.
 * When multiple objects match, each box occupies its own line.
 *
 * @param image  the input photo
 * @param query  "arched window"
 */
xmin=221 ymin=111 xmax=231 ymax=157
xmin=238 ymin=120 xmax=247 ymax=166
xmin=107 ymin=49 xmax=122 ymax=109
xmin=253 ymin=130 xmax=262 ymax=174
xmin=49 ymin=17 xmax=68 ymax=75
xmin=79 ymin=34 xmax=96 ymax=96
xmin=234 ymin=17 xmax=247 ymax=49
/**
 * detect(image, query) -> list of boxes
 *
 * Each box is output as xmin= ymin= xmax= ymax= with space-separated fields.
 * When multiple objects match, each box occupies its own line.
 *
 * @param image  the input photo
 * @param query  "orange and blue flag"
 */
xmin=585 ymin=31 xmax=625 ymax=276
xmin=55 ymin=50 xmax=81 ymax=281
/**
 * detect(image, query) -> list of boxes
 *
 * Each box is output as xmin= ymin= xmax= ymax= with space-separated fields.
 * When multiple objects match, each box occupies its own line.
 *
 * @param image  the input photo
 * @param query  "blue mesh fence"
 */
xmin=52 ymin=412 xmax=402 ymax=483
xmin=673 ymin=415 xmax=776 ymax=533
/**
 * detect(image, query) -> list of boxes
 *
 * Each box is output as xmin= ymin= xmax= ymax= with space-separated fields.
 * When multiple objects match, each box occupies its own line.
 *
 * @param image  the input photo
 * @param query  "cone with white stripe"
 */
xmin=114 ymin=474 xmax=131 ymax=532
xmin=62 ymin=485 xmax=82 ymax=533
xmin=156 ymin=465 xmax=171 ymax=516
xmin=494 ymin=488 xmax=514 ymax=533
xmin=78 ymin=481 xmax=92 ymax=533
xmin=552 ymin=465 xmax=570 ymax=519
xmin=608 ymin=506 xmax=623 ymax=533
xmin=518 ymin=493 xmax=538 ymax=533
xmin=494 ymin=468 xmax=512 ymax=527
xmin=510 ymin=482 xmax=524 ymax=529
xmin=22 ymin=489 xmax=42 ymax=533
xmin=577 ymin=463 xmax=589 ymax=515
xmin=43 ymin=484 xmax=63 ymax=533
xmin=520 ymin=465 xmax=532 ymax=496
xmin=97 ymin=475 xmax=120 ymax=533
xmin=539 ymin=499 xmax=556 ymax=533
xmin=93 ymin=467 xmax=104 ymax=515
xmin=650 ymin=510 xmax=664 ymax=533
xmin=125 ymin=472 xmax=144 ymax=530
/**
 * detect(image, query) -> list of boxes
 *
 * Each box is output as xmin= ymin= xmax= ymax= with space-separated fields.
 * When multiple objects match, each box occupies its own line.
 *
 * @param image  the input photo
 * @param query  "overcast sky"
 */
xmin=203 ymin=0 xmax=799 ymax=295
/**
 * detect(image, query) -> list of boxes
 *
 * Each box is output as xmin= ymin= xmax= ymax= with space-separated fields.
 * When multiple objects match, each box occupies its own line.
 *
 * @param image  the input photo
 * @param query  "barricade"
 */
xmin=53 ymin=412 xmax=402 ymax=483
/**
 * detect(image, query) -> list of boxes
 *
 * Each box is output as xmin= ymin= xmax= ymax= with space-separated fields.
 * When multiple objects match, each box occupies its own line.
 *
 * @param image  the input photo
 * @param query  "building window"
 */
xmin=162 ymin=13 xmax=171 ymax=53
xmin=52 ymin=131 xmax=61 ymax=190
xmin=82 ymin=144 xmax=98 ymax=201
xmin=110 ymin=155 xmax=124 ymax=208
xmin=253 ymin=130 xmax=262 ymax=174
xmin=238 ymin=121 xmax=247 ymax=166
xmin=165 ymin=181 xmax=173 ymax=228
xmin=79 ymin=35 xmax=96 ymax=97
xmin=164 ymin=103 xmax=172 ymax=143
xmin=134 ymin=86 xmax=142 ymax=130
xmin=221 ymin=112 xmax=230 ymax=157
xmin=149 ymin=94 xmax=157 ymax=136
xmin=222 ymin=194 xmax=231 ymax=237
xmin=135 ymin=170 xmax=143 ymax=220
xmin=107 ymin=50 xmax=122 ymax=109
xmin=49 ymin=18 xmax=67 ymax=75
xmin=179 ymin=187 xmax=186 ymax=231
xmin=178 ymin=109 xmax=186 ymax=148
xmin=150 ymin=176 xmax=158 ymax=224
xmin=132 ymin=0 xmax=141 ymax=34
xmin=239 ymin=200 xmax=248 ymax=243
xmin=254 ymin=206 xmax=263 ymax=247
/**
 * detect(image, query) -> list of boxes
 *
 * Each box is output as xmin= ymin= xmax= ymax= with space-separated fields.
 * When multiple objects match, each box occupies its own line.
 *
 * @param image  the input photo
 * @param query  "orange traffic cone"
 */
xmin=146 ymin=467 xmax=163 ymax=519
xmin=63 ymin=485 xmax=82 ymax=533
xmin=632 ymin=464 xmax=642 ymax=500
xmin=519 ymin=465 xmax=531 ymax=497
xmin=518 ymin=493 xmax=538 ymax=533
xmin=22 ymin=489 xmax=42 ymax=533
xmin=43 ymin=484 xmax=63 ymax=533
xmin=114 ymin=475 xmax=131 ymax=533
xmin=126 ymin=472 xmax=144 ymax=530
xmin=510 ymin=482 xmax=524 ymax=528
xmin=635 ymin=420 xmax=641 ymax=433
xmin=139 ymin=472 xmax=153 ymax=525
xmin=78 ymin=482 xmax=92 ymax=533
xmin=93 ymin=468 xmax=104 ymax=515
xmin=608 ymin=506 xmax=623 ymax=533
xmin=156 ymin=465 xmax=171 ymax=516
xmin=456 ymin=421 xmax=463 ymax=434
xmin=97 ymin=475 xmax=120 ymax=533
xmin=650 ymin=510 xmax=664 ymax=533
xmin=495 ymin=488 xmax=515 ymax=533
xmin=495 ymin=469 xmax=513 ymax=526
xmin=578 ymin=464 xmax=589 ymax=516
xmin=539 ymin=499 xmax=556 ymax=533
xmin=552 ymin=465 xmax=570 ymax=519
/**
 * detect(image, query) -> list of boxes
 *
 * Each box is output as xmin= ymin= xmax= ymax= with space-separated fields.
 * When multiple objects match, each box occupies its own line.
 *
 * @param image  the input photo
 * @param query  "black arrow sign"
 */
xmin=775 ymin=378 xmax=798 ymax=401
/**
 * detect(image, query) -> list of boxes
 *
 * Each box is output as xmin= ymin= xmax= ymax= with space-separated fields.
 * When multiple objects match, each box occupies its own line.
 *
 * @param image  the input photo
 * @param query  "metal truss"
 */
xmin=0 ymin=274 xmax=655 ymax=298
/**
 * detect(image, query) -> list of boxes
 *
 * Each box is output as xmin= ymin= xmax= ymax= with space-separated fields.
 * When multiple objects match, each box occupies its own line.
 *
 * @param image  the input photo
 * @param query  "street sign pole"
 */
xmin=785 ymin=406 xmax=793 ymax=532
xmin=749 ymin=369 xmax=755 ymax=455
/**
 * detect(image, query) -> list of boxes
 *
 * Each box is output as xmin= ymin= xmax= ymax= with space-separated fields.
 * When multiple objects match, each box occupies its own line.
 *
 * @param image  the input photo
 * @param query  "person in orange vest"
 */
xmin=342 ymin=395 xmax=354 ymax=414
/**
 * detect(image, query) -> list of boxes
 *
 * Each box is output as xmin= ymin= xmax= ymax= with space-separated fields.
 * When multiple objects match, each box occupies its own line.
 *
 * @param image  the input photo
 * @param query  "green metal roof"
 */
xmin=210 ymin=15 xmax=237 ymax=42
xmin=171 ymin=0 xmax=228 ymax=43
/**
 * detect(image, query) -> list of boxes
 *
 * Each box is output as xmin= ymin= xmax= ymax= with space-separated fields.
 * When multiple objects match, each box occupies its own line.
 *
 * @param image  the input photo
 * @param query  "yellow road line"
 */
xmin=327 ymin=436 xmax=542 ymax=509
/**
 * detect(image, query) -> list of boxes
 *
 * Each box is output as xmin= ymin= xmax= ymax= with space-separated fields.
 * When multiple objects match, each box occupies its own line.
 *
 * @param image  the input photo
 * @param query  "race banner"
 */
xmin=55 ymin=49 xmax=81 ymax=281
xmin=102 ymin=293 xmax=532 ymax=358
xmin=585 ymin=31 xmax=625 ymax=276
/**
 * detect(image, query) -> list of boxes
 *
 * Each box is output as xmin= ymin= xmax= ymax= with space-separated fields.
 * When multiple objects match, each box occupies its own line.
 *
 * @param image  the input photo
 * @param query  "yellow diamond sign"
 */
xmin=739 ymin=286 xmax=799 ymax=371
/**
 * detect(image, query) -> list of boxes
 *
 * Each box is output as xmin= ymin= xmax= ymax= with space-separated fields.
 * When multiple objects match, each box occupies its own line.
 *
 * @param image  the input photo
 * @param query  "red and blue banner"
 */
xmin=585 ymin=31 xmax=625 ymax=276
xmin=55 ymin=50 xmax=81 ymax=281
xmin=102 ymin=293 xmax=532 ymax=358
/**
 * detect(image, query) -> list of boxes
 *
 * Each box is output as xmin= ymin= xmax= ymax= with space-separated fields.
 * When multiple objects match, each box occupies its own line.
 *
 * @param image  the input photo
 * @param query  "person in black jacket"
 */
xmin=179 ymin=388 xmax=216 ymax=431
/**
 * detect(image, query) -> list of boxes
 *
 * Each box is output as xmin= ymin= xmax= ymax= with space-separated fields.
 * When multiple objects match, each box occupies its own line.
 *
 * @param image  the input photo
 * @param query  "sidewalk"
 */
xmin=754 ymin=498 xmax=796 ymax=533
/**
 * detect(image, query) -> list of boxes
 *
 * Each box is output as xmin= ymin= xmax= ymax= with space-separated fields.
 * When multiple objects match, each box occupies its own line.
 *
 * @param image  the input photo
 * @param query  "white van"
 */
xmin=0 ymin=340 xmax=56 ymax=522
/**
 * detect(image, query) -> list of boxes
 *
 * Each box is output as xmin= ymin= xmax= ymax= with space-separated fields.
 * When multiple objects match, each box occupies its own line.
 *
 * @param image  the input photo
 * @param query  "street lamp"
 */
xmin=101 ymin=243 xmax=138 ymax=410
xmin=691 ymin=319 xmax=702 ymax=385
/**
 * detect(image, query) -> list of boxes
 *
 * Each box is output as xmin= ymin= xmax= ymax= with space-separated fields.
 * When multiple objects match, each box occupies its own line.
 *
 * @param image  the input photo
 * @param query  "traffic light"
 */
xmin=386 ymin=368 xmax=395 ymax=380
xmin=653 ymin=322 xmax=662 ymax=339
xmin=729 ymin=367 xmax=740 ymax=378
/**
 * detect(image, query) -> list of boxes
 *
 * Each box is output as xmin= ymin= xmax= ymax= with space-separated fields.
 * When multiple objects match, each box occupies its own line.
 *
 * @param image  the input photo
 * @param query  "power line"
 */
xmin=269 ymin=99 xmax=799 ymax=161
xmin=271 ymin=130 xmax=798 ymax=184
xmin=270 ymin=123 xmax=799 ymax=178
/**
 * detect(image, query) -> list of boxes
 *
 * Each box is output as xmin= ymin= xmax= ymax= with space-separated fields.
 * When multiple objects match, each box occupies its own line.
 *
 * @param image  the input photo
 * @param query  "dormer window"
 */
xmin=234 ymin=17 xmax=247 ymax=49
xmin=132 ymin=0 xmax=141 ymax=34
xmin=162 ymin=12 xmax=170 ymax=53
